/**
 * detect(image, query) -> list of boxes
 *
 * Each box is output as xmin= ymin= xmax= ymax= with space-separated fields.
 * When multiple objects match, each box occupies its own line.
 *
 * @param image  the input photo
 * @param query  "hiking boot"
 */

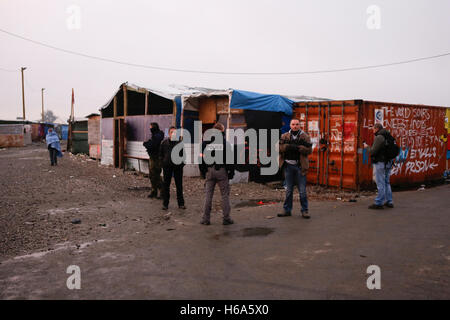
xmin=179 ymin=205 xmax=186 ymax=210
xmin=223 ymin=218 xmax=234 ymax=225
xmin=301 ymin=211 xmax=311 ymax=219
xmin=200 ymin=220 xmax=210 ymax=225
xmin=162 ymin=205 xmax=168 ymax=210
xmin=277 ymin=212 xmax=292 ymax=217
xmin=368 ymin=204 xmax=384 ymax=210
xmin=384 ymin=203 xmax=394 ymax=208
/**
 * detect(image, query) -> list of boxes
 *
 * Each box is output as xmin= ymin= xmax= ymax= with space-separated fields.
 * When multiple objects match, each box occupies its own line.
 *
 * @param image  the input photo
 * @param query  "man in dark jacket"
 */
xmin=199 ymin=122 xmax=235 ymax=225
xmin=159 ymin=126 xmax=185 ymax=210
xmin=143 ymin=122 xmax=164 ymax=198
xmin=363 ymin=123 xmax=394 ymax=210
xmin=278 ymin=118 xmax=313 ymax=219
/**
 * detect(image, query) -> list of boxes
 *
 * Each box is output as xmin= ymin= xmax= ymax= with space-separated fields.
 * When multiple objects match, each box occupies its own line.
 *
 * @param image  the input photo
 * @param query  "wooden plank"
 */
xmin=113 ymin=96 xmax=117 ymax=118
xmin=144 ymin=91 xmax=149 ymax=115
xmin=199 ymin=98 xmax=217 ymax=124
xmin=123 ymin=85 xmax=128 ymax=117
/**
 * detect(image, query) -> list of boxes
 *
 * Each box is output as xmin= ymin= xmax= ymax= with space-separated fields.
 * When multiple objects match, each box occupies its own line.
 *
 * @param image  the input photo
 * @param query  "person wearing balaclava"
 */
xmin=143 ymin=122 xmax=164 ymax=198
xmin=45 ymin=127 xmax=63 ymax=166
xmin=278 ymin=118 xmax=312 ymax=219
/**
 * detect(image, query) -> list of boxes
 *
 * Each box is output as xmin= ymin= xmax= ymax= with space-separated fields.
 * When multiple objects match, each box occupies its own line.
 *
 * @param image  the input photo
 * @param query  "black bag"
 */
xmin=382 ymin=132 xmax=400 ymax=162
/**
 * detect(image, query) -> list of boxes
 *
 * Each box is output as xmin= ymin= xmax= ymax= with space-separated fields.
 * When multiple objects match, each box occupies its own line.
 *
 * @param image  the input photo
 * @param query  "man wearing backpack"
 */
xmin=363 ymin=123 xmax=397 ymax=210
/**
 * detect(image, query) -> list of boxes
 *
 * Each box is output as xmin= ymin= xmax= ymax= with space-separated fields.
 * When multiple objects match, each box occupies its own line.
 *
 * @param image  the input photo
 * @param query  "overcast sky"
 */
xmin=0 ymin=0 xmax=449 ymax=122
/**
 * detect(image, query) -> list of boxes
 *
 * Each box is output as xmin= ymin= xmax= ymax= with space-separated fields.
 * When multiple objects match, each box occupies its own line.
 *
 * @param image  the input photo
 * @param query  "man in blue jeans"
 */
xmin=364 ymin=123 xmax=394 ymax=209
xmin=278 ymin=119 xmax=313 ymax=219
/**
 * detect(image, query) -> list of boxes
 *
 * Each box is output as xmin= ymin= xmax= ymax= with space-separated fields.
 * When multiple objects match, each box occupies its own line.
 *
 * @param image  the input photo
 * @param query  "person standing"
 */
xmin=159 ymin=126 xmax=185 ymax=210
xmin=199 ymin=123 xmax=235 ymax=226
xmin=363 ymin=123 xmax=394 ymax=209
xmin=278 ymin=118 xmax=312 ymax=219
xmin=45 ymin=127 xmax=63 ymax=166
xmin=143 ymin=122 xmax=164 ymax=199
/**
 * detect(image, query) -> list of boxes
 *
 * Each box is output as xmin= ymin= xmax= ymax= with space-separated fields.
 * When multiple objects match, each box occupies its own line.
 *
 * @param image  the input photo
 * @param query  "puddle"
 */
xmin=211 ymin=227 xmax=275 ymax=240
xmin=242 ymin=227 xmax=274 ymax=237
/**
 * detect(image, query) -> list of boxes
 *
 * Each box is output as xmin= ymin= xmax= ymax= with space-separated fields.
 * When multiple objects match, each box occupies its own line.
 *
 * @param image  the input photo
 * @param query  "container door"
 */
xmin=294 ymin=102 xmax=359 ymax=189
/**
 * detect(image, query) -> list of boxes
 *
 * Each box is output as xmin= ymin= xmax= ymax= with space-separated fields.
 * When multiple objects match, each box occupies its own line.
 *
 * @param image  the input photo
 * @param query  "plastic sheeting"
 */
xmin=229 ymin=90 xmax=294 ymax=116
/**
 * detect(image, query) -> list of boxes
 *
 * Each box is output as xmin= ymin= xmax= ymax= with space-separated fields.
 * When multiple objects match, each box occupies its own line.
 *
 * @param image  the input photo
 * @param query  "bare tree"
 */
xmin=43 ymin=110 xmax=57 ymax=123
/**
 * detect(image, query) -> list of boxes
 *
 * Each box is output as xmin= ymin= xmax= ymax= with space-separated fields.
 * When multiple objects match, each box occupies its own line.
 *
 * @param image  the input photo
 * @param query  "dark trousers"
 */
xmin=48 ymin=147 xmax=58 ymax=165
xmin=162 ymin=166 xmax=184 ymax=207
xmin=283 ymin=163 xmax=308 ymax=213
xmin=149 ymin=157 xmax=162 ymax=195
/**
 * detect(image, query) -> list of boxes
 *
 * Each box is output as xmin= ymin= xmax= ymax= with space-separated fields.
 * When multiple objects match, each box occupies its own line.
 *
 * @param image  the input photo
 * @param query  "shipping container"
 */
xmin=0 ymin=124 xmax=25 ymax=147
xmin=293 ymin=100 xmax=448 ymax=190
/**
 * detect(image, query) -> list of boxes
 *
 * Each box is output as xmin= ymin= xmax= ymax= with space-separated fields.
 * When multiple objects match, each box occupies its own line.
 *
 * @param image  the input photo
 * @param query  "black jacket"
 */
xmin=143 ymin=130 xmax=164 ymax=159
xmin=199 ymin=133 xmax=235 ymax=179
xmin=368 ymin=128 xmax=389 ymax=163
xmin=159 ymin=137 xmax=184 ymax=168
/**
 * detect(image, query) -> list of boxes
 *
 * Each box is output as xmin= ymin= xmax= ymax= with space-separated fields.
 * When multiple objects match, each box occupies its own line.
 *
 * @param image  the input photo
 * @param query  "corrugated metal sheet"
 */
xmin=293 ymin=100 xmax=447 ymax=190
xmin=0 ymin=124 xmax=23 ymax=135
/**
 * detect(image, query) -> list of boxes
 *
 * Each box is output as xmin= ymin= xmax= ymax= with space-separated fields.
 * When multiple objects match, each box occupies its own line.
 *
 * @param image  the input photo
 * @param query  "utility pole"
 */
xmin=21 ymin=67 xmax=27 ymax=120
xmin=41 ymin=88 xmax=45 ymax=122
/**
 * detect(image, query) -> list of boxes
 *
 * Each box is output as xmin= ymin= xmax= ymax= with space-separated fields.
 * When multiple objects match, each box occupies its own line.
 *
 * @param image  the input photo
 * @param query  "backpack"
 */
xmin=382 ymin=132 xmax=400 ymax=162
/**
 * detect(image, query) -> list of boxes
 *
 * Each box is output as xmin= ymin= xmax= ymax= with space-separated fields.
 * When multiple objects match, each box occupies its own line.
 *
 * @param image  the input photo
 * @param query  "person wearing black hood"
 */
xmin=199 ymin=122 xmax=235 ymax=225
xmin=143 ymin=122 xmax=164 ymax=198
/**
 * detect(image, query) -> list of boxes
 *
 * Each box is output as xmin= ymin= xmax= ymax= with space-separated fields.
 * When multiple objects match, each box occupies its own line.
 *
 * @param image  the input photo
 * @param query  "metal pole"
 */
xmin=317 ymin=103 xmax=321 ymax=186
xmin=21 ymin=67 xmax=27 ymax=120
xmin=326 ymin=103 xmax=330 ymax=188
xmin=340 ymin=103 xmax=345 ymax=189
xmin=41 ymin=88 xmax=45 ymax=122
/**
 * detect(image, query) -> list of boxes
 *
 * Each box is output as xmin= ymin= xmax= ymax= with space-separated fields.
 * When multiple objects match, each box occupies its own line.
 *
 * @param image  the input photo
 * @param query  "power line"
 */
xmin=0 ymin=27 xmax=450 ymax=75
xmin=0 ymin=66 xmax=17 ymax=73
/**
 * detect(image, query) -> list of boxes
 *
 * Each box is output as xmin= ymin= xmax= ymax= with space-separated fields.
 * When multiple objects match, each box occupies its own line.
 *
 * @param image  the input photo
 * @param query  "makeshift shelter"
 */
xmin=99 ymin=83 xmax=190 ymax=172
xmin=181 ymin=89 xmax=323 ymax=182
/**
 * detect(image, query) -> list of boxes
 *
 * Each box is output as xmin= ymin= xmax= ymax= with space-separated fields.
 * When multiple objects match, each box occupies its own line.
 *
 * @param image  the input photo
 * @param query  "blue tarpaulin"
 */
xmin=229 ymin=89 xmax=294 ymax=116
xmin=175 ymin=96 xmax=182 ymax=128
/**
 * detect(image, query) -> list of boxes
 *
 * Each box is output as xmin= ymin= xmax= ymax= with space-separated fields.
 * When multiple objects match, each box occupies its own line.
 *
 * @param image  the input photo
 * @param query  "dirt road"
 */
xmin=0 ymin=144 xmax=449 ymax=299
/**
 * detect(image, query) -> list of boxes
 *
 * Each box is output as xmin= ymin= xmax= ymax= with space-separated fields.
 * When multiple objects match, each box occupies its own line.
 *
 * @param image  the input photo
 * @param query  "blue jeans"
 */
xmin=373 ymin=161 xmax=393 ymax=206
xmin=283 ymin=163 xmax=308 ymax=213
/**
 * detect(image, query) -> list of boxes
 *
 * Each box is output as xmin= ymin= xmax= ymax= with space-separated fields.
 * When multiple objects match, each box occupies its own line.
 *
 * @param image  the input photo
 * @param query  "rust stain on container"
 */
xmin=0 ymin=134 xmax=25 ymax=147
xmin=294 ymin=100 xmax=447 ymax=190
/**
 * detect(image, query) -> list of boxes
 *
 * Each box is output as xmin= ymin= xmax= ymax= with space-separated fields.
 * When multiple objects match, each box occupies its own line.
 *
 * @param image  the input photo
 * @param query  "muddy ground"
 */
xmin=0 ymin=143 xmax=448 ymax=299
xmin=0 ymin=143 xmax=371 ymax=259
